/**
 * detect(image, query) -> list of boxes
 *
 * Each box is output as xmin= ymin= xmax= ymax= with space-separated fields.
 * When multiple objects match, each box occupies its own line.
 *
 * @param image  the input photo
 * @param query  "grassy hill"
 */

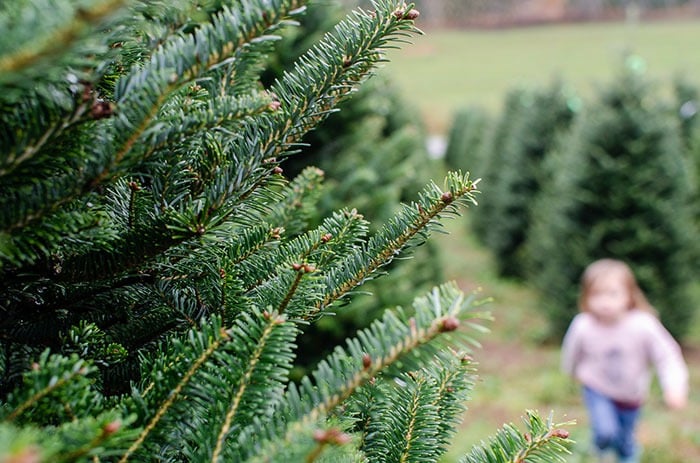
xmin=382 ymin=19 xmax=700 ymax=134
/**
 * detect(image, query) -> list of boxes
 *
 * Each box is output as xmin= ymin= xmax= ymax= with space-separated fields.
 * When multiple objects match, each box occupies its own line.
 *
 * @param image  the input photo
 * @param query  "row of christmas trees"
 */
xmin=445 ymin=60 xmax=700 ymax=341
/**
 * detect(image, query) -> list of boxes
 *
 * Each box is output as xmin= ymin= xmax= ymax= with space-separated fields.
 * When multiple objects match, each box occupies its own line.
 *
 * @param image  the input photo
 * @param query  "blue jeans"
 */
xmin=583 ymin=386 xmax=641 ymax=461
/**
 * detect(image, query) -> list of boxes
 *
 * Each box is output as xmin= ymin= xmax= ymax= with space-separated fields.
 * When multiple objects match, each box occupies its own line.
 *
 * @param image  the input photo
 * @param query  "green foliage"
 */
xmin=673 ymin=76 xmax=700 ymax=223
xmin=289 ymin=74 xmax=445 ymax=371
xmin=469 ymin=87 xmax=532 ymax=245
xmin=0 ymin=1 xmax=575 ymax=461
xmin=262 ymin=0 xmax=443 ymax=373
xmin=673 ymin=75 xmax=700 ymax=150
xmin=473 ymin=82 xmax=578 ymax=278
xmin=524 ymin=62 xmax=700 ymax=340
xmin=443 ymin=106 xmax=490 ymax=177
xmin=460 ymin=411 xmax=574 ymax=463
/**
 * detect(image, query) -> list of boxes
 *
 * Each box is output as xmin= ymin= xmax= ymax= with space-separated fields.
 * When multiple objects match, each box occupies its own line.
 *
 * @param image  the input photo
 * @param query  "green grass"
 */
xmin=381 ymin=19 xmax=700 ymax=134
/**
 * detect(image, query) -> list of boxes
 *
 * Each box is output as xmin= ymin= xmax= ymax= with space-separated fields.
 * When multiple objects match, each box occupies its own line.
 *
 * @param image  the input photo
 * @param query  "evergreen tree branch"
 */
xmin=400 ymin=374 xmax=436 ymax=463
xmin=355 ymin=351 xmax=476 ymax=462
xmin=97 ymin=0 xmax=307 ymax=184
xmin=0 ymin=0 xmax=421 ymax=283
xmin=2 ymin=351 xmax=97 ymax=425
xmin=431 ymin=356 xmax=476 ymax=448
xmin=459 ymin=411 xmax=574 ymax=463
xmin=239 ymin=207 xmax=368 ymax=294
xmin=118 ymin=319 xmax=230 ymax=463
xmin=314 ymin=172 xmax=479 ymax=317
xmin=266 ymin=1 xmax=422 ymax=162
xmin=1 ymin=1 xmax=304 ymax=247
xmin=241 ymin=282 xmax=489 ymax=461
xmin=122 ymin=309 xmax=297 ymax=462
xmin=0 ymin=0 xmax=125 ymax=76
xmin=210 ymin=310 xmax=287 ymax=463
xmin=0 ymin=98 xmax=90 ymax=177
xmin=277 ymin=266 xmax=307 ymax=314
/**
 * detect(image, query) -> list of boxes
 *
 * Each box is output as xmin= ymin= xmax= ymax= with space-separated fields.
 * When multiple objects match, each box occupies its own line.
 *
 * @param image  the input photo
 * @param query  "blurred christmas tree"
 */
xmin=477 ymin=81 xmax=577 ymax=278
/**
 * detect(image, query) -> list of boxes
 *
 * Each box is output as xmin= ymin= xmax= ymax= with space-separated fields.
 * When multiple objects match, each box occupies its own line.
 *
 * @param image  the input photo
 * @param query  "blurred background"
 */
xmin=277 ymin=1 xmax=700 ymax=461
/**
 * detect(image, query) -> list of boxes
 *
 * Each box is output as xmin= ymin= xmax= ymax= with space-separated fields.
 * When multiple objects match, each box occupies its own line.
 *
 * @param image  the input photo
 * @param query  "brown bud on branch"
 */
xmin=303 ymin=263 xmax=316 ymax=273
xmin=102 ymin=420 xmax=121 ymax=436
xmin=550 ymin=428 xmax=570 ymax=439
xmin=91 ymin=100 xmax=114 ymax=120
xmin=404 ymin=9 xmax=419 ymax=20
xmin=313 ymin=428 xmax=352 ymax=446
xmin=439 ymin=316 xmax=460 ymax=332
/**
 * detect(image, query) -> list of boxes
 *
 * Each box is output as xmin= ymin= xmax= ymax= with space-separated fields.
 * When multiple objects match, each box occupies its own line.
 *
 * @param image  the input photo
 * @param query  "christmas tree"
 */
xmin=478 ymin=81 xmax=577 ymax=278
xmin=0 ymin=1 xmax=573 ymax=461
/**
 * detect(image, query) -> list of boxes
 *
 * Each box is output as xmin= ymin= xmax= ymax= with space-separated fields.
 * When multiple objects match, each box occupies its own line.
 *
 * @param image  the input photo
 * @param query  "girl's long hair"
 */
xmin=578 ymin=258 xmax=656 ymax=314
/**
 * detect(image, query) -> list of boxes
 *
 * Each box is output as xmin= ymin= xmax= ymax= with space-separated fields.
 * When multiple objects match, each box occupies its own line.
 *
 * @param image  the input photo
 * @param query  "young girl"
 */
xmin=561 ymin=258 xmax=688 ymax=463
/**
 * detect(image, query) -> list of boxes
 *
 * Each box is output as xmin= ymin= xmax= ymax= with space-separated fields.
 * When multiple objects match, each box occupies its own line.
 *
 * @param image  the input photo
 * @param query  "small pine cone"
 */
xmin=441 ymin=191 xmax=453 ymax=203
xmin=102 ymin=420 xmax=121 ymax=435
xmin=314 ymin=428 xmax=351 ymax=445
xmin=303 ymin=263 xmax=316 ymax=273
xmin=362 ymin=353 xmax=372 ymax=369
xmin=440 ymin=316 xmax=460 ymax=332
xmin=404 ymin=9 xmax=419 ymax=20
xmin=91 ymin=100 xmax=114 ymax=119
xmin=393 ymin=6 xmax=420 ymax=20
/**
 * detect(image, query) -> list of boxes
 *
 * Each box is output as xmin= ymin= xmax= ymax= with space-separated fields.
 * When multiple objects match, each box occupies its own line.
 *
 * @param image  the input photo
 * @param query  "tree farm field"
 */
xmin=377 ymin=20 xmax=700 ymax=463
xmin=381 ymin=19 xmax=700 ymax=135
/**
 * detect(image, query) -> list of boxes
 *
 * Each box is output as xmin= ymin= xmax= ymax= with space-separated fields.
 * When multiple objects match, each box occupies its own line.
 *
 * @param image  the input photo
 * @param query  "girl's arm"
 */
xmin=646 ymin=317 xmax=689 ymax=409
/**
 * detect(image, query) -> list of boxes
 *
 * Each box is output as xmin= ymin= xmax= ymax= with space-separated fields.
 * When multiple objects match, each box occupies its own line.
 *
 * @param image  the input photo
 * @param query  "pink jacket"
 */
xmin=561 ymin=309 xmax=688 ymax=404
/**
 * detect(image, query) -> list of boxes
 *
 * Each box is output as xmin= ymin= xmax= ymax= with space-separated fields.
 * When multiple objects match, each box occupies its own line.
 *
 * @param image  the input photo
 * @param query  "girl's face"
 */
xmin=585 ymin=271 xmax=631 ymax=323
